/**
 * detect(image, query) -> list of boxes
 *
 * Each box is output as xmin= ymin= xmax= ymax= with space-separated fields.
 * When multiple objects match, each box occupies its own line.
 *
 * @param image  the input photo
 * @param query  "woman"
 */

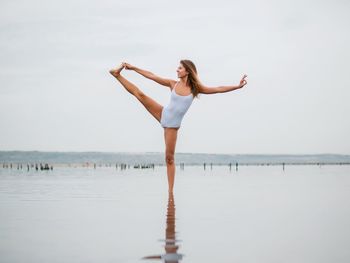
xmin=109 ymin=59 xmax=247 ymax=193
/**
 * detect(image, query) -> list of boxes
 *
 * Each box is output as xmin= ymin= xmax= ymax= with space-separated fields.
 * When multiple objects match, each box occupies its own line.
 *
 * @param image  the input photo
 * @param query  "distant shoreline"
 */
xmin=1 ymin=150 xmax=348 ymax=155
xmin=1 ymin=151 xmax=350 ymax=167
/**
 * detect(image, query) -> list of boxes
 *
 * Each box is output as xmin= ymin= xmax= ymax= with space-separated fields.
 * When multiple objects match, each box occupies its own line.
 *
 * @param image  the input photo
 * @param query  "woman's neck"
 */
xmin=179 ymin=75 xmax=188 ymax=86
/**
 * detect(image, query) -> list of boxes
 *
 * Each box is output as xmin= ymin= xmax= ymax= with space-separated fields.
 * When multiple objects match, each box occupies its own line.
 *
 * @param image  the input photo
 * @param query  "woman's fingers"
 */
xmin=241 ymin=74 xmax=248 ymax=86
xmin=239 ymin=77 xmax=247 ymax=87
xmin=122 ymin=62 xmax=132 ymax=70
xmin=122 ymin=62 xmax=128 ymax=68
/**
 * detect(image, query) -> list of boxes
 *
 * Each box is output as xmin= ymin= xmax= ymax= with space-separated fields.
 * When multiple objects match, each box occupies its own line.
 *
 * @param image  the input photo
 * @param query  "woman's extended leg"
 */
xmin=164 ymin=127 xmax=179 ymax=193
xmin=109 ymin=64 xmax=163 ymax=122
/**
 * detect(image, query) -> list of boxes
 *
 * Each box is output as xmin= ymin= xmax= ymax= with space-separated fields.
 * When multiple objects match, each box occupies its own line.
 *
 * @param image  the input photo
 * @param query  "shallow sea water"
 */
xmin=0 ymin=165 xmax=349 ymax=263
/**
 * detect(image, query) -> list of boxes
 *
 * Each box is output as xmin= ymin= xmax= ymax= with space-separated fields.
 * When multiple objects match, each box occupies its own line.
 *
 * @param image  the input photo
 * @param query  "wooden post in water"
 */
xmin=180 ymin=163 xmax=184 ymax=170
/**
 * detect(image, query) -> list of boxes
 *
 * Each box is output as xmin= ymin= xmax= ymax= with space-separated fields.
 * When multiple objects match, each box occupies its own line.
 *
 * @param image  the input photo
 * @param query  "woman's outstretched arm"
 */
xmin=199 ymin=74 xmax=248 ymax=94
xmin=122 ymin=62 xmax=175 ymax=89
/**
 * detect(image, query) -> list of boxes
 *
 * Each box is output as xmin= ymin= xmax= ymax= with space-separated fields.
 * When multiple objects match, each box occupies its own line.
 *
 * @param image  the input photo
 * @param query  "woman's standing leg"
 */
xmin=109 ymin=64 xmax=163 ymax=122
xmin=164 ymin=128 xmax=178 ymax=193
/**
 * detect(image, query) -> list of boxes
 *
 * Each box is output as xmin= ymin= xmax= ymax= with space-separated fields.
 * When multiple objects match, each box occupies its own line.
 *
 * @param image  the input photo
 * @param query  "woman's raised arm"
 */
xmin=123 ymin=62 xmax=175 ymax=89
xmin=199 ymin=74 xmax=248 ymax=94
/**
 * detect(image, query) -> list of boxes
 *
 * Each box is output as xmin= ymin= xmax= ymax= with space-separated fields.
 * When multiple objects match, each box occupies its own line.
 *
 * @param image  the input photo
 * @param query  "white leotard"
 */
xmin=160 ymin=81 xmax=194 ymax=128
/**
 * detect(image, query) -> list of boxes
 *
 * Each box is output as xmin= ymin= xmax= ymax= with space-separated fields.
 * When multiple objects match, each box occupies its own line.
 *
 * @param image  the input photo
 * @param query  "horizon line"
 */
xmin=0 ymin=150 xmax=349 ymax=156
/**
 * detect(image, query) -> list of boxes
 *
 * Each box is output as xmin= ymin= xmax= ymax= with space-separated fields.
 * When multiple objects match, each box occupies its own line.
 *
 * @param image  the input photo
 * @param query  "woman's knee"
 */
xmin=165 ymin=153 xmax=174 ymax=165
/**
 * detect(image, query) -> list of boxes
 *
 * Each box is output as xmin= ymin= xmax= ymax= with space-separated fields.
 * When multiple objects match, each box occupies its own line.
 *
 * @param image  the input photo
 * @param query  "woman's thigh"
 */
xmin=164 ymin=128 xmax=179 ymax=154
xmin=136 ymin=92 xmax=163 ymax=123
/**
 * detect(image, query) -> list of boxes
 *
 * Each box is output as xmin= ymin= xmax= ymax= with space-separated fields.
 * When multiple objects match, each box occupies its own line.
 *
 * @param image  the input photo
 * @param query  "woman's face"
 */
xmin=176 ymin=63 xmax=189 ymax=78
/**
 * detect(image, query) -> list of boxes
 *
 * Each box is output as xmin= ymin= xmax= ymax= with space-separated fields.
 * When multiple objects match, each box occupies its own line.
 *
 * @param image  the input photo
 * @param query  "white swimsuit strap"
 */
xmin=173 ymin=81 xmax=178 ymax=91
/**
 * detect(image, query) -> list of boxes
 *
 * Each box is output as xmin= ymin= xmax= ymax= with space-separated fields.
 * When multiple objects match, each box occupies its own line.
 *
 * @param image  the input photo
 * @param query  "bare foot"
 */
xmin=109 ymin=63 xmax=125 ymax=78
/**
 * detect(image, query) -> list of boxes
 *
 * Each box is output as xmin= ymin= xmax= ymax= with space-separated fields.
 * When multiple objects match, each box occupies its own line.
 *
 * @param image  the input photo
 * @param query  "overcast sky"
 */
xmin=0 ymin=0 xmax=349 ymax=154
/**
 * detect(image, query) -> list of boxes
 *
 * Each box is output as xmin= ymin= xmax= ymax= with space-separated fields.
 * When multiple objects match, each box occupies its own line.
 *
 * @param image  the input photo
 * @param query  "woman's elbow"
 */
xmin=206 ymin=87 xmax=221 ymax=94
xmin=199 ymin=89 xmax=218 ymax=95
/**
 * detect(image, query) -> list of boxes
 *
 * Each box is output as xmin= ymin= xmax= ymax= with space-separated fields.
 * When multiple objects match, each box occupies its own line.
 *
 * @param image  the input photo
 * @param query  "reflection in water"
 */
xmin=142 ymin=192 xmax=184 ymax=262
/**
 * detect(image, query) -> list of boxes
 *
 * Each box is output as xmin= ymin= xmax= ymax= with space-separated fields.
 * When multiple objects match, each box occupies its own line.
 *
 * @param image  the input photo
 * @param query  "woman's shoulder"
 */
xmin=169 ymin=80 xmax=178 ymax=90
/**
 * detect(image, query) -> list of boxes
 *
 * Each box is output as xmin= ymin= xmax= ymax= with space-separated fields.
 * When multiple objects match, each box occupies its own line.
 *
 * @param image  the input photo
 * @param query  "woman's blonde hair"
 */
xmin=180 ymin=59 xmax=200 ymax=98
